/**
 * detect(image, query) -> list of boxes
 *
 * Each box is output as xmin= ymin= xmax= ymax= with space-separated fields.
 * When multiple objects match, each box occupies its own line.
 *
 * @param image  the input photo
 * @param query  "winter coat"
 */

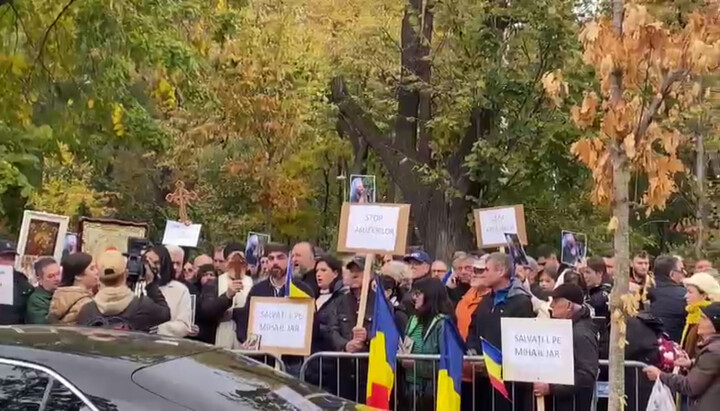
xmin=0 ymin=269 xmax=33 ymax=325
xmin=546 ymin=306 xmax=598 ymax=411
xmin=194 ymin=279 xmax=232 ymax=344
xmin=682 ymin=300 xmax=712 ymax=359
xmin=76 ymin=282 xmax=171 ymax=332
xmin=215 ymin=273 xmax=253 ymax=348
xmin=587 ymin=283 xmax=611 ymax=319
xmin=306 ymin=281 xmax=346 ymax=393
xmin=649 ymin=277 xmax=687 ymax=343
xmin=25 ymin=287 xmax=53 ymax=324
xmin=447 ymin=282 xmax=471 ymax=306
xmin=660 ymin=334 xmax=720 ymax=411
xmin=48 ymin=286 xmax=93 ymax=325
xmin=157 ymin=280 xmax=193 ymax=338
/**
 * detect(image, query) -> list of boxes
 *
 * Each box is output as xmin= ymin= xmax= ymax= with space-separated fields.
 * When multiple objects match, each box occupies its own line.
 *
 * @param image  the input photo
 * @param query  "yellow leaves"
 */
xmin=607 ymin=216 xmax=619 ymax=232
xmin=578 ymin=21 xmax=599 ymax=44
xmin=571 ymin=91 xmax=599 ymax=130
xmin=689 ymin=39 xmax=720 ymax=73
xmin=623 ymin=4 xmax=654 ymax=37
xmin=87 ymin=99 xmax=95 ymax=109
xmin=571 ymin=137 xmax=612 ymax=205
xmin=541 ymin=70 xmax=569 ymax=107
xmin=601 ymin=98 xmax=639 ymax=140
xmin=623 ymin=134 xmax=636 ymax=159
xmin=0 ymin=54 xmax=28 ymax=76
xmin=111 ymin=103 xmax=125 ymax=137
xmin=152 ymin=78 xmax=178 ymax=111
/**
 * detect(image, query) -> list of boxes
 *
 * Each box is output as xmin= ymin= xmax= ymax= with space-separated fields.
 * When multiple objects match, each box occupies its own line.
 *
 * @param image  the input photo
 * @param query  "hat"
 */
xmin=551 ymin=283 xmax=585 ymax=305
xmin=346 ymin=256 xmax=366 ymax=271
xmin=701 ymin=302 xmax=720 ymax=332
xmin=97 ymin=250 xmax=127 ymax=282
xmin=61 ymin=252 xmax=93 ymax=282
xmin=223 ymin=242 xmax=245 ymax=260
xmin=472 ymin=257 xmax=487 ymax=270
xmin=0 ymin=238 xmax=17 ymax=256
xmin=684 ymin=273 xmax=720 ymax=302
xmin=404 ymin=251 xmax=431 ymax=265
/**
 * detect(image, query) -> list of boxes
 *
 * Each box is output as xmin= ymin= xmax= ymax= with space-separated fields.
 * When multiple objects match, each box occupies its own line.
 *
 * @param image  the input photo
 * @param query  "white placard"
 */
xmin=247 ymin=297 xmax=314 ymax=356
xmin=161 ymin=220 xmax=202 ymax=247
xmin=479 ymin=207 xmax=518 ymax=246
xmin=0 ymin=265 xmax=14 ymax=306
xmin=345 ymin=205 xmax=400 ymax=252
xmin=501 ymin=317 xmax=575 ymax=385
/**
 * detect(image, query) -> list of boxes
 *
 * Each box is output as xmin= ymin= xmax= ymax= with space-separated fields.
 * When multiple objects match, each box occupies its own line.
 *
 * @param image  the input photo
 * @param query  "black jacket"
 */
xmin=0 ymin=270 xmax=33 ymax=325
xmin=648 ymin=278 xmax=687 ymax=343
xmin=548 ymin=306 xmax=599 ymax=411
xmin=301 ymin=269 xmax=319 ymax=298
xmin=194 ymin=279 xmax=232 ymax=344
xmin=306 ymin=283 xmax=345 ymax=391
xmin=587 ymin=283 xmax=611 ymax=318
xmin=76 ymin=282 xmax=171 ymax=332
xmin=447 ymin=282 xmax=471 ymax=306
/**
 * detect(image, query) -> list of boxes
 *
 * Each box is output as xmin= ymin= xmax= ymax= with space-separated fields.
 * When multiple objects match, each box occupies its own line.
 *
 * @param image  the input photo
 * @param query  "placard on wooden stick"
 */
xmin=473 ymin=205 xmax=528 ymax=249
xmin=247 ymin=297 xmax=315 ymax=356
xmin=337 ymin=203 xmax=411 ymax=255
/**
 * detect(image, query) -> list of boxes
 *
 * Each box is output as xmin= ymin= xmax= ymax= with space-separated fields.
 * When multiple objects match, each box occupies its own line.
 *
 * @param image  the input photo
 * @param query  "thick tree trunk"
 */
xmin=416 ymin=190 xmax=475 ymax=260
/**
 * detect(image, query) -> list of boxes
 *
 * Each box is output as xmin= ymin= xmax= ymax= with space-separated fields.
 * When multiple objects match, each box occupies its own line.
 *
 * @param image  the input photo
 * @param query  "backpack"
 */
xmin=656 ymin=333 xmax=685 ymax=372
xmin=83 ymin=298 xmax=140 ymax=331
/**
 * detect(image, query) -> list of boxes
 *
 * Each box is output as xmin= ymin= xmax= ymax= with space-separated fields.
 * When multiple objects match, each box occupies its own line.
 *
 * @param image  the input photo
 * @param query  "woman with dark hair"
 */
xmin=402 ymin=277 xmax=454 ymax=409
xmin=306 ymin=254 xmax=346 ymax=393
xmin=48 ymin=253 xmax=99 ymax=325
xmin=145 ymin=245 xmax=192 ymax=338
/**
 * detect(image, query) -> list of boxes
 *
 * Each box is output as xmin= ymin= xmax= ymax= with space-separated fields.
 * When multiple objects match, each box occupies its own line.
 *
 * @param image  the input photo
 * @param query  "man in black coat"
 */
xmin=467 ymin=252 xmax=535 ymax=411
xmin=534 ymin=284 xmax=599 ymax=411
xmin=0 ymin=238 xmax=33 ymax=325
xmin=648 ymin=255 xmax=687 ymax=343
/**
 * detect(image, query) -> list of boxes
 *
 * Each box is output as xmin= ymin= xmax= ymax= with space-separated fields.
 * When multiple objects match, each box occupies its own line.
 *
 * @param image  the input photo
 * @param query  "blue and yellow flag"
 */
xmin=284 ymin=260 xmax=311 ymax=299
xmin=366 ymin=278 xmax=400 ymax=409
xmin=437 ymin=317 xmax=464 ymax=411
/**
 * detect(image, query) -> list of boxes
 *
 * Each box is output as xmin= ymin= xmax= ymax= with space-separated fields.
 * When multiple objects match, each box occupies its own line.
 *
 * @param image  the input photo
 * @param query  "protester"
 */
xmin=447 ymin=254 xmax=473 ymax=305
xmin=48 ymin=252 xmax=98 ymax=325
xmin=467 ymin=252 xmax=534 ymax=411
xmin=257 ymin=256 xmax=270 ymax=283
xmin=380 ymin=260 xmax=411 ymax=300
xmin=695 ymin=259 xmax=713 ymax=274
xmin=430 ymin=259 xmax=448 ymax=279
xmin=378 ymin=274 xmax=409 ymax=332
xmin=537 ymin=266 xmax=558 ymax=298
xmin=402 ymin=277 xmax=454 ymax=410
xmin=192 ymin=254 xmax=213 ymax=279
xmin=649 ymin=255 xmax=689 ymax=343
xmin=403 ymin=251 xmax=431 ymax=284
xmin=0 ymin=239 xmax=33 ymax=325
xmin=25 ymin=257 xmax=61 ymax=324
xmin=631 ymin=251 xmax=651 ymax=286
xmin=681 ymin=273 xmax=720 ymax=359
xmin=535 ymin=284 xmax=598 ymax=411
xmin=215 ymin=243 xmax=253 ymax=348
xmin=193 ymin=264 xmax=231 ymax=344
xmin=644 ymin=301 xmax=720 ymax=411
xmin=213 ymin=245 xmax=227 ymax=273
xmin=536 ymin=245 xmax=559 ymax=271
xmin=77 ymin=249 xmax=170 ymax=331
xmin=292 ymin=241 xmax=318 ymax=296
xmin=583 ymin=257 xmax=612 ymax=318
xmin=149 ymin=245 xmax=193 ymax=338
xmin=182 ymin=262 xmax=194 ymax=282
xmin=603 ymin=255 xmax=616 ymax=279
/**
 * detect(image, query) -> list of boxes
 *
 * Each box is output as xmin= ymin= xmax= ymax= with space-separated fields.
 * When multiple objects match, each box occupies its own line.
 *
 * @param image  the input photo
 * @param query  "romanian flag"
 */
xmin=436 ymin=317 xmax=464 ymax=411
xmin=481 ymin=339 xmax=510 ymax=401
xmin=366 ymin=279 xmax=400 ymax=410
xmin=284 ymin=260 xmax=311 ymax=299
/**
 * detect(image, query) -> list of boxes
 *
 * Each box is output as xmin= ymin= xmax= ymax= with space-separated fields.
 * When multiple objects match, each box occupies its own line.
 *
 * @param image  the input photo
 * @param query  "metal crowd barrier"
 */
xmin=230 ymin=350 xmax=287 ymax=373
xmin=298 ymin=352 xmax=651 ymax=411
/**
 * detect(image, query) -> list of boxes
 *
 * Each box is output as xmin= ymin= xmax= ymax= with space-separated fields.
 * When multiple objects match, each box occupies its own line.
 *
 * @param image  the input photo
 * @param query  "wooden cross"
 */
xmin=165 ymin=180 xmax=198 ymax=225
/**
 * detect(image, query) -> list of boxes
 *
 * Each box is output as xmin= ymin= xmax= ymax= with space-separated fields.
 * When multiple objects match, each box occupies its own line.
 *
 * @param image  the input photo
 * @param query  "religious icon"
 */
xmin=504 ymin=232 xmax=529 ymax=266
xmin=16 ymin=210 xmax=69 ymax=279
xmin=349 ymin=174 xmax=376 ymax=204
xmin=245 ymin=232 xmax=271 ymax=268
xmin=63 ymin=233 xmax=78 ymax=261
xmin=24 ymin=219 xmax=60 ymax=256
xmin=560 ymin=230 xmax=587 ymax=266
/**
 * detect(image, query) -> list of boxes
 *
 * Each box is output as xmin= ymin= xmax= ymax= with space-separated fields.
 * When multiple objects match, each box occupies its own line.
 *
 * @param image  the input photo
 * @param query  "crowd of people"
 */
xmin=1 ymin=236 xmax=719 ymax=411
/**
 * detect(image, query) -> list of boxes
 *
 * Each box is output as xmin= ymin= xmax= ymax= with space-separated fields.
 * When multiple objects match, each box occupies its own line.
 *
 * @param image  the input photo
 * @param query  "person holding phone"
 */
xmin=214 ymin=243 xmax=254 ymax=349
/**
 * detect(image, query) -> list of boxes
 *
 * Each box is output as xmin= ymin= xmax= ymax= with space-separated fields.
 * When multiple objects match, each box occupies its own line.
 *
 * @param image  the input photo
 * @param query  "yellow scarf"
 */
xmin=681 ymin=300 xmax=711 ymax=345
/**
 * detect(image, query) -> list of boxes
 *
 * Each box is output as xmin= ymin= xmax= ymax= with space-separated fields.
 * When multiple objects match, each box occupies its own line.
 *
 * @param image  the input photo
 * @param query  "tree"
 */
xmin=543 ymin=1 xmax=720 ymax=409
xmin=329 ymin=0 xmax=587 ymax=259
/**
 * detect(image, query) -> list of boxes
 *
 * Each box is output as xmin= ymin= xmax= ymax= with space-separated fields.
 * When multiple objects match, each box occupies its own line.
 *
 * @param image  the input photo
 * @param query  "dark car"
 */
xmin=0 ymin=326 xmax=360 ymax=410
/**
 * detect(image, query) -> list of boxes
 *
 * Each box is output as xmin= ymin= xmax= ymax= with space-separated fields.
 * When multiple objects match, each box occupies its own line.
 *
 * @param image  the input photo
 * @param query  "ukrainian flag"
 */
xmin=481 ymin=339 xmax=510 ymax=401
xmin=436 ymin=318 xmax=464 ymax=411
xmin=284 ymin=260 xmax=311 ymax=299
xmin=366 ymin=279 xmax=400 ymax=410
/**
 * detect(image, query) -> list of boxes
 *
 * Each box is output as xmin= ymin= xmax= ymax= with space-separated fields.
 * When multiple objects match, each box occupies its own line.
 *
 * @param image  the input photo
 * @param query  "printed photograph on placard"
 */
xmin=560 ymin=230 xmax=587 ymax=266
xmin=245 ymin=232 xmax=271 ymax=267
xmin=504 ymin=233 xmax=529 ymax=266
xmin=62 ymin=233 xmax=78 ymax=261
xmin=348 ymin=174 xmax=376 ymax=204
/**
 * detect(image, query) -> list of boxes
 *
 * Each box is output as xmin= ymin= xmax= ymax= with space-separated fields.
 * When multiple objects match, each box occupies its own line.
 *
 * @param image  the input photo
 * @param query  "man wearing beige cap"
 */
xmin=76 ymin=249 xmax=170 ymax=331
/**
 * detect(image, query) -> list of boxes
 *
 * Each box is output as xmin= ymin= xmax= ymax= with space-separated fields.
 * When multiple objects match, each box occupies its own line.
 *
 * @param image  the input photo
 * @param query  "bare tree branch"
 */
xmin=635 ymin=69 xmax=688 ymax=140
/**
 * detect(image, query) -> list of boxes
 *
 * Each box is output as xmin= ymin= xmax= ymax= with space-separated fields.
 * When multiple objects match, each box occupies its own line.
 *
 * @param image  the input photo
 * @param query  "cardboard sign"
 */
xmin=0 ymin=265 xmax=14 ymax=306
xmin=162 ymin=220 xmax=202 ymax=247
xmin=247 ymin=297 xmax=315 ymax=356
xmin=473 ymin=205 xmax=527 ymax=248
xmin=501 ymin=317 xmax=575 ymax=385
xmin=337 ymin=203 xmax=411 ymax=255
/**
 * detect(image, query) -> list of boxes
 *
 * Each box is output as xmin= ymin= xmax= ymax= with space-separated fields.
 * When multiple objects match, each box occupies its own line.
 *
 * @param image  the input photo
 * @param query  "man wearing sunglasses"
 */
xmin=648 ymin=255 xmax=688 ymax=343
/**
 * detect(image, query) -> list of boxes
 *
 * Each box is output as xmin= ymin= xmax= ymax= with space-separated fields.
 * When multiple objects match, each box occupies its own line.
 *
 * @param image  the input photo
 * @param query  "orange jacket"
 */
xmin=455 ymin=287 xmax=489 ymax=382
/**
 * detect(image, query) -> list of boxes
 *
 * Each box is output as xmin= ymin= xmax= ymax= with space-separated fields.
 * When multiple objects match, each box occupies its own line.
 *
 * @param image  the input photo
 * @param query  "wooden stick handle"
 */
xmin=536 ymin=396 xmax=545 ymax=411
xmin=356 ymin=253 xmax=374 ymax=328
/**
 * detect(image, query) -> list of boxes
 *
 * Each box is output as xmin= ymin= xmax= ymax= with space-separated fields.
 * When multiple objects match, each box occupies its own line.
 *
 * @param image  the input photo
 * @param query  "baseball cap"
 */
xmin=472 ymin=255 xmax=488 ymax=270
xmin=550 ymin=283 xmax=585 ymax=305
xmin=0 ymin=238 xmax=18 ymax=256
xmin=346 ymin=256 xmax=366 ymax=271
xmin=701 ymin=302 xmax=720 ymax=332
xmin=404 ymin=251 xmax=431 ymax=265
xmin=97 ymin=249 xmax=127 ymax=283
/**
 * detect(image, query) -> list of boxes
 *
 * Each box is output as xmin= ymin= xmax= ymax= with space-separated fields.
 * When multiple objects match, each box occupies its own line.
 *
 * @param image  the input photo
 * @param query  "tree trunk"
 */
xmin=416 ymin=190 xmax=475 ymax=260
xmin=695 ymin=129 xmax=706 ymax=257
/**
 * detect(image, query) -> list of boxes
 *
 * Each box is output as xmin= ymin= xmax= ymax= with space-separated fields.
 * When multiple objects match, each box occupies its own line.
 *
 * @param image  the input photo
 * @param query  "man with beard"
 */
xmin=291 ymin=241 xmax=318 ymax=297
xmin=233 ymin=243 xmax=313 ymax=376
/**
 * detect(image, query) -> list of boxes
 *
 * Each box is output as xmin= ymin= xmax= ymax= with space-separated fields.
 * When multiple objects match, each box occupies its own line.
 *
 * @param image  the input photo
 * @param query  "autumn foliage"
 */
xmin=546 ymin=1 xmax=720 ymax=212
